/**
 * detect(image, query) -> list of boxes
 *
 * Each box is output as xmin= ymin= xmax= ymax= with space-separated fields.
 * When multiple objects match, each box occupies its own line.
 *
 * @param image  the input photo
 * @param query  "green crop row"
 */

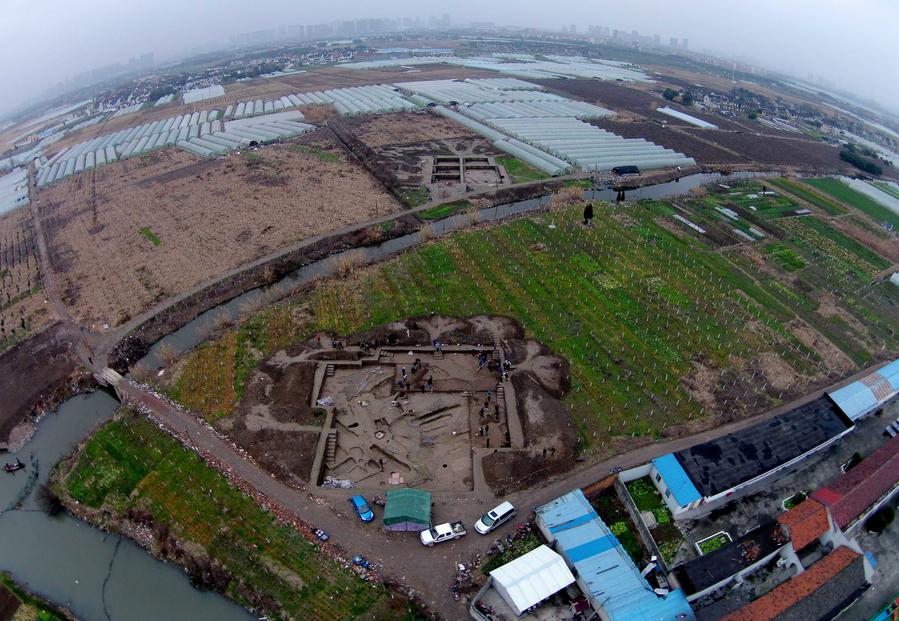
xmin=64 ymin=413 xmax=404 ymax=620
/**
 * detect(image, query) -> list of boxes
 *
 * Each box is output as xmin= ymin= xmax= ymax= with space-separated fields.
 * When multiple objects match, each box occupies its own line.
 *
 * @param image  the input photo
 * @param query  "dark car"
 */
xmin=349 ymin=495 xmax=375 ymax=522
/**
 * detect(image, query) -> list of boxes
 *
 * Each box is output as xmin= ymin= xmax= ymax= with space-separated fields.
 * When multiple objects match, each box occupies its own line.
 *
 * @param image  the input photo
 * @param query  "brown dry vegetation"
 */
xmin=37 ymin=132 xmax=402 ymax=328
xmin=0 ymin=207 xmax=54 ymax=350
xmin=44 ymin=65 xmax=497 ymax=156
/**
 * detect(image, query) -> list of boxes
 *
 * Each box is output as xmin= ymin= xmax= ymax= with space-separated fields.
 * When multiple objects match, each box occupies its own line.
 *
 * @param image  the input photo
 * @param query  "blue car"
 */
xmin=349 ymin=495 xmax=375 ymax=522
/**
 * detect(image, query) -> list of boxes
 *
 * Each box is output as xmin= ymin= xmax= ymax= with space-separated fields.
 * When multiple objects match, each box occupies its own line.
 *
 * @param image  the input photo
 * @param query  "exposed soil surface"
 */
xmin=37 ymin=132 xmax=402 ymax=330
xmin=682 ymin=129 xmax=850 ymax=171
xmin=591 ymin=119 xmax=748 ymax=165
xmin=0 ymin=322 xmax=89 ymax=448
xmin=211 ymin=315 xmax=578 ymax=493
xmin=342 ymin=112 xmax=478 ymax=150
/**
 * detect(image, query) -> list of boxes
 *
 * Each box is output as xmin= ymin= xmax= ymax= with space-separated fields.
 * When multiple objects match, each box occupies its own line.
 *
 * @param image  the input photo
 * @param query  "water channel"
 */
xmin=0 ymin=170 xmax=767 ymax=618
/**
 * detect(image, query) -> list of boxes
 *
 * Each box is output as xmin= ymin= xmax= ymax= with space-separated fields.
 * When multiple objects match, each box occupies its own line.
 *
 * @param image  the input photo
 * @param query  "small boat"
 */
xmin=3 ymin=458 xmax=25 ymax=473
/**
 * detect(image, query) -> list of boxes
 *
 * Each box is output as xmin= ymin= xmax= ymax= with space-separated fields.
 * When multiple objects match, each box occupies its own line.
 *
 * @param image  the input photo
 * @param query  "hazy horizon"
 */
xmin=1 ymin=0 xmax=898 ymax=119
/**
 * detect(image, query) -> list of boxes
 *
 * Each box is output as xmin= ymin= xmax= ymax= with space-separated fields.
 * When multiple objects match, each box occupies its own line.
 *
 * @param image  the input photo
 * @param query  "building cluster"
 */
xmin=475 ymin=359 xmax=898 ymax=620
xmin=228 ymin=14 xmax=452 ymax=48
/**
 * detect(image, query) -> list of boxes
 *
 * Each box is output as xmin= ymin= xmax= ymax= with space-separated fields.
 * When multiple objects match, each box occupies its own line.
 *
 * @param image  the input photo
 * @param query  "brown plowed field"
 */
xmin=682 ymin=129 xmax=851 ymax=170
xmin=591 ymin=119 xmax=748 ymax=164
xmin=36 ymin=131 xmax=401 ymax=329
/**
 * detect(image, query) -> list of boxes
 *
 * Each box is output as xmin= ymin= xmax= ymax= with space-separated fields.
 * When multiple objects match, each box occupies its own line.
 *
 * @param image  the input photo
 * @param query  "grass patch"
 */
xmin=482 ymin=532 xmax=542 ymax=574
xmin=782 ymin=491 xmax=807 ymax=510
xmin=62 ymin=413 xmax=403 ymax=620
xmin=767 ymin=178 xmax=845 ymax=216
xmin=0 ymin=269 xmax=7 ymax=280
xmin=497 ymin=156 xmax=549 ymax=184
xmin=418 ymin=200 xmax=471 ymax=221
xmin=0 ymin=573 xmax=65 ymax=621
xmin=288 ymin=144 xmax=342 ymax=163
xmin=803 ymin=178 xmax=899 ymax=228
xmin=399 ymin=186 xmax=430 ymax=208
xmin=139 ymin=226 xmax=161 ymax=246
xmin=764 ymin=242 xmax=806 ymax=271
xmin=696 ymin=532 xmax=730 ymax=555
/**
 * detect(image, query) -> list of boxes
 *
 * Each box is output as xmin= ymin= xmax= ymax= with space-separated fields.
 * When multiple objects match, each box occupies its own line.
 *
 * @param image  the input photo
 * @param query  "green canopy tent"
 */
xmin=383 ymin=488 xmax=432 ymax=532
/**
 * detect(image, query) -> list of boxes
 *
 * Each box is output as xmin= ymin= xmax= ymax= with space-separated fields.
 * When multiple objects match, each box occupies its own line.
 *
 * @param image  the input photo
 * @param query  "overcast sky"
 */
xmin=1 ymin=0 xmax=898 ymax=118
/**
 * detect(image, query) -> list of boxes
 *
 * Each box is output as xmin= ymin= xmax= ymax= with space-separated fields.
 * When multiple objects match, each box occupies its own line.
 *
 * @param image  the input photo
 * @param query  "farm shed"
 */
xmin=383 ymin=488 xmax=431 ymax=532
xmin=535 ymin=490 xmax=695 ymax=621
xmin=490 ymin=545 xmax=575 ymax=616
xmin=654 ymin=396 xmax=854 ymax=517
xmin=827 ymin=358 xmax=899 ymax=421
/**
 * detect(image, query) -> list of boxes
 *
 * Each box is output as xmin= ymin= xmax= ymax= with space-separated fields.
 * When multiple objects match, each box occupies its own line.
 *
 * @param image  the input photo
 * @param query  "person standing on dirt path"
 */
xmin=583 ymin=202 xmax=594 ymax=226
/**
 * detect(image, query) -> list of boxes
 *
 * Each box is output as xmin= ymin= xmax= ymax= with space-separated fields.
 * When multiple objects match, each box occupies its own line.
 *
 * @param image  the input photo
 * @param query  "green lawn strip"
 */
xmin=767 ymin=178 xmax=846 ymax=216
xmin=496 ymin=156 xmax=549 ymax=184
xmin=802 ymin=178 xmax=899 ymax=228
xmin=139 ymin=226 xmax=161 ymax=246
xmin=418 ymin=200 xmax=471 ymax=221
xmin=65 ymin=415 xmax=392 ymax=619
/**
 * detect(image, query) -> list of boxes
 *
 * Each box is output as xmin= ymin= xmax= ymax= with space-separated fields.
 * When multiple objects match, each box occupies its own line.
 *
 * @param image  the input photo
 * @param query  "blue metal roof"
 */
xmin=828 ymin=359 xmax=899 ymax=421
xmin=653 ymin=453 xmax=702 ymax=506
xmin=536 ymin=490 xmax=695 ymax=621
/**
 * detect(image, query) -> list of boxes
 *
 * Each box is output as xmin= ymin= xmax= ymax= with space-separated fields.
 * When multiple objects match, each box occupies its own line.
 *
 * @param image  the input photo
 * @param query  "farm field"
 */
xmin=590 ymin=119 xmax=748 ymax=165
xmin=37 ymin=131 xmax=401 ymax=329
xmin=801 ymin=177 xmax=899 ymax=229
xmin=59 ymin=411 xmax=415 ymax=621
xmin=165 ymin=181 xmax=898 ymax=450
xmin=0 ymin=207 xmax=52 ymax=352
xmin=496 ymin=157 xmax=549 ymax=184
xmin=766 ymin=177 xmax=846 ymax=215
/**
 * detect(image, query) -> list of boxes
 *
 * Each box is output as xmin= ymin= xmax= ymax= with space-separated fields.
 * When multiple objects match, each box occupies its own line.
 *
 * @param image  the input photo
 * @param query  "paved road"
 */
xmin=115 ymin=358 xmax=890 ymax=619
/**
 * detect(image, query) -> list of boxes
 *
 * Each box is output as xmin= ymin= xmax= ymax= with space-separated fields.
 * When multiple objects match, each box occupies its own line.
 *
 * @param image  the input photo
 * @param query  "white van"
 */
xmin=474 ymin=501 xmax=516 ymax=535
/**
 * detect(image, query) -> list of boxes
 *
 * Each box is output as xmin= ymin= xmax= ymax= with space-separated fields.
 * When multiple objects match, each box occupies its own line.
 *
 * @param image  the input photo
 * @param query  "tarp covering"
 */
xmin=491 ymin=545 xmax=575 ymax=615
xmin=383 ymin=488 xmax=431 ymax=532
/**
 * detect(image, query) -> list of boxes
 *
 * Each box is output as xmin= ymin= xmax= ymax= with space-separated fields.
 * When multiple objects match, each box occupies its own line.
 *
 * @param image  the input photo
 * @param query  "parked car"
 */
xmin=420 ymin=521 xmax=467 ymax=546
xmin=349 ymin=495 xmax=375 ymax=522
xmin=474 ymin=501 xmax=516 ymax=535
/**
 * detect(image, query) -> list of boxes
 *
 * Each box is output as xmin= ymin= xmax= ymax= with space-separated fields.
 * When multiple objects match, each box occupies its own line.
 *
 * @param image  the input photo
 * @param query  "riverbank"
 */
xmin=50 ymin=407 xmax=428 ymax=621
xmin=0 ymin=322 xmax=94 ymax=451
xmin=1 ymin=572 xmax=75 ymax=621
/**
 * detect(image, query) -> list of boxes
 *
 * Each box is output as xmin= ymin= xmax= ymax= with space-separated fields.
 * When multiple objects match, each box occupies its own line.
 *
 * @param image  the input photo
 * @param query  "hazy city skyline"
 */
xmin=1 ymin=0 xmax=897 ymax=118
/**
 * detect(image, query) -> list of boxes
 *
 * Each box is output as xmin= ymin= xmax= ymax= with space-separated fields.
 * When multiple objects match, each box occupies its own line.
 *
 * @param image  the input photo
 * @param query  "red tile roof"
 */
xmin=812 ymin=434 xmax=899 ymax=528
xmin=777 ymin=498 xmax=829 ymax=551
xmin=720 ymin=546 xmax=861 ymax=621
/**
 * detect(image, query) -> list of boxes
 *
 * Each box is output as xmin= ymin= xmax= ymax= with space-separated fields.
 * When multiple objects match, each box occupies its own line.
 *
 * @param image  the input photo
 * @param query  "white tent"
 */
xmin=490 ymin=545 xmax=575 ymax=616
